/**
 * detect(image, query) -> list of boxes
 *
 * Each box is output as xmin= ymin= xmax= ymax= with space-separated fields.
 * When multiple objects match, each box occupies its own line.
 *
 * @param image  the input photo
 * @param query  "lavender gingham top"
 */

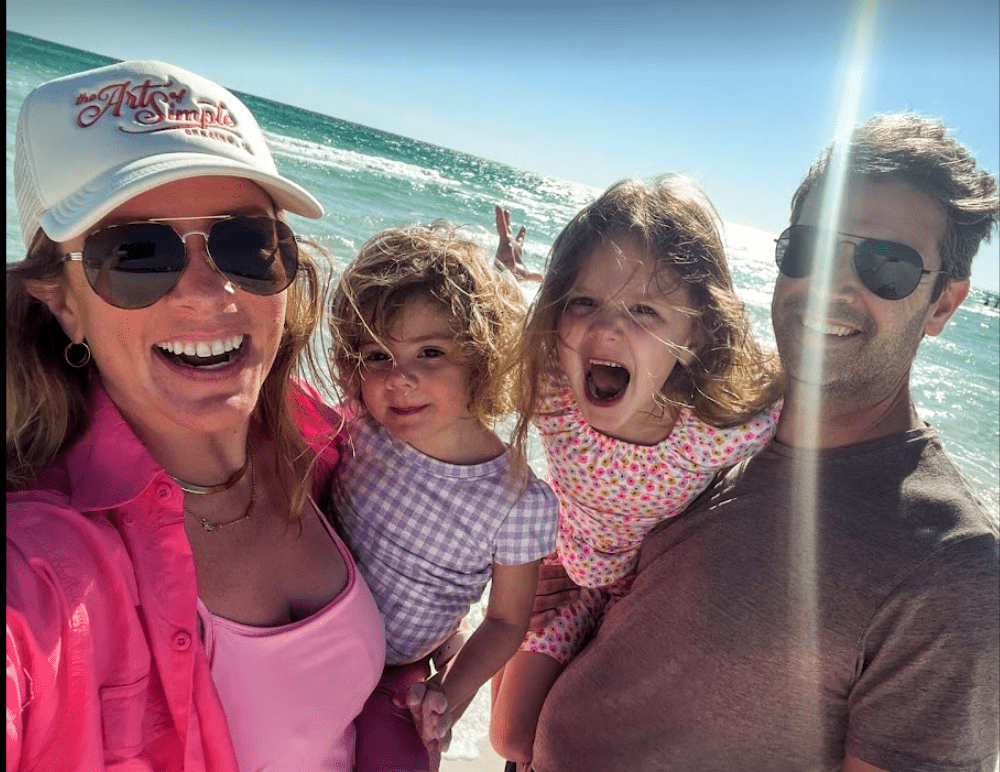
xmin=333 ymin=414 xmax=559 ymax=665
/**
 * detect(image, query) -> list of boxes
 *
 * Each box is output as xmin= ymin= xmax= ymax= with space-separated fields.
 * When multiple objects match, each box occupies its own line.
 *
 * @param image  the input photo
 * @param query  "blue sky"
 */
xmin=8 ymin=0 xmax=999 ymax=290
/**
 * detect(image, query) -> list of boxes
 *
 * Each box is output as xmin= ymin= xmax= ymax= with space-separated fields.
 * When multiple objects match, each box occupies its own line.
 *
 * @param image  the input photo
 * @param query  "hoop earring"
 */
xmin=64 ymin=341 xmax=92 ymax=368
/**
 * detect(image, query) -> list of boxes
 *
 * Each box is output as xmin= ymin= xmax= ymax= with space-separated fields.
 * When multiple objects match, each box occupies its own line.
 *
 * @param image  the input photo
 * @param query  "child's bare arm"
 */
xmin=490 ymin=560 xmax=581 ymax=763
xmin=437 ymin=560 xmax=540 ymax=712
xmin=406 ymin=560 xmax=541 ymax=746
xmin=490 ymin=648 xmax=565 ymax=763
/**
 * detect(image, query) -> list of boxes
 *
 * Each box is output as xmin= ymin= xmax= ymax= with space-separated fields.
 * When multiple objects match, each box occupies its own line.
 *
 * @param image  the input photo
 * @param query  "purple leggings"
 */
xmin=354 ymin=659 xmax=431 ymax=772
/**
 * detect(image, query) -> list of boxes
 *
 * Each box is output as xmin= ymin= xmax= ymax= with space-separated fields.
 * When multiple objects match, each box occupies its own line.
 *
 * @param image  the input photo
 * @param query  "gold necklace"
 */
xmin=186 ymin=454 xmax=255 ymax=533
xmin=169 ymin=454 xmax=249 ymax=495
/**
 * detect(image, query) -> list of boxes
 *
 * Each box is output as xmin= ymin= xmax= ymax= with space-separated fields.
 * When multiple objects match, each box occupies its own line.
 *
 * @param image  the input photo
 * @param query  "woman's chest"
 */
xmin=191 ymin=507 xmax=348 ymax=626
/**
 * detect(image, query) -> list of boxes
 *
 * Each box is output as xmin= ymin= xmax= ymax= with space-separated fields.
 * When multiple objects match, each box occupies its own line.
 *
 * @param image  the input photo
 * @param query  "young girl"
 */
xmin=490 ymin=176 xmax=783 ymax=768
xmin=326 ymin=223 xmax=559 ymax=771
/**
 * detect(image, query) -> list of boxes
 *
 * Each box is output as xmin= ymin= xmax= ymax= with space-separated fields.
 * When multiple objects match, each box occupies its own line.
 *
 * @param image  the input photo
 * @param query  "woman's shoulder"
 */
xmin=290 ymin=379 xmax=346 ymax=447
xmin=8 ymin=483 xmax=131 ymax=568
xmin=7 ymin=385 xmax=162 ymax=611
xmin=8 ymin=487 xmax=137 ymax=638
xmin=288 ymin=379 xmax=352 ymax=493
xmin=9 ymin=455 xmax=99 ymax=546
xmin=7 ymin=489 xmax=151 ymax=753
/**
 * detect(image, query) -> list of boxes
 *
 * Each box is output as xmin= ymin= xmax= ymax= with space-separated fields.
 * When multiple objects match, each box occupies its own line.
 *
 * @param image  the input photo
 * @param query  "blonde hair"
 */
xmin=512 ymin=175 xmax=782 ymax=454
xmin=327 ymin=221 xmax=526 ymax=428
xmin=6 ymin=218 xmax=328 ymax=524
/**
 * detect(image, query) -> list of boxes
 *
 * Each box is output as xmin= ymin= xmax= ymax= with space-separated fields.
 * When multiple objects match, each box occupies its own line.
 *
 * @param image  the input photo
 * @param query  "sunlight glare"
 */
xmin=791 ymin=0 xmax=879 ymax=749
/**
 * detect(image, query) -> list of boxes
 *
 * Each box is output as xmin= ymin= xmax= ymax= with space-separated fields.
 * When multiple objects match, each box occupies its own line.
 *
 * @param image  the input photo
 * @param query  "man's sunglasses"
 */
xmin=64 ymin=215 xmax=299 ymax=309
xmin=774 ymin=224 xmax=946 ymax=301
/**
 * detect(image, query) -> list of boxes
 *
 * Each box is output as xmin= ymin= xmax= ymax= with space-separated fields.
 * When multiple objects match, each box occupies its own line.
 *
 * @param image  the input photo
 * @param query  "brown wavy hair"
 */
xmin=511 ymin=174 xmax=782 ymax=456
xmin=6 ymin=215 xmax=327 ymax=523
xmin=327 ymin=221 xmax=527 ymax=427
xmin=791 ymin=113 xmax=999 ymax=300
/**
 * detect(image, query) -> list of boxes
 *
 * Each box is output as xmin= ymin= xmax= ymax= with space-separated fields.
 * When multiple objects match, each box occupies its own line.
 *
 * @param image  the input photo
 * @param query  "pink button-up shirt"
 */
xmin=6 ymin=381 xmax=349 ymax=771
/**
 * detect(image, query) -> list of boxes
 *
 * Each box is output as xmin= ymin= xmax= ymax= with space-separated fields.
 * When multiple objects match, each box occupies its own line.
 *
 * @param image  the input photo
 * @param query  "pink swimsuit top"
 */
xmin=197 ymin=499 xmax=385 ymax=771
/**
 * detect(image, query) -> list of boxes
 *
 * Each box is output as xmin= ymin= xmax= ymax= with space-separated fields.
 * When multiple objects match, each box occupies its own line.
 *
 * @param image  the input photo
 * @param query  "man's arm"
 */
xmin=846 ymin=532 xmax=999 ymax=771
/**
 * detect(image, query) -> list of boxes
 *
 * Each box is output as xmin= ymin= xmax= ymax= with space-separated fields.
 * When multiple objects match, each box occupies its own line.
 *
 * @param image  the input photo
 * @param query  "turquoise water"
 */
xmin=8 ymin=30 xmax=996 ymax=519
xmin=6 ymin=30 xmax=999 ymax=761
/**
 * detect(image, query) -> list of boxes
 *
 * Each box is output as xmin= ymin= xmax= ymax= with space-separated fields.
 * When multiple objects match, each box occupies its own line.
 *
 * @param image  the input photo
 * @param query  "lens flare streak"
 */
xmin=792 ymin=0 xmax=879 ymax=749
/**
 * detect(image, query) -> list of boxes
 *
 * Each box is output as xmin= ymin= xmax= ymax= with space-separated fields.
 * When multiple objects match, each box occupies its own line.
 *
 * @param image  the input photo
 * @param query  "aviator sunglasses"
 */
xmin=64 ymin=215 xmax=299 ymax=309
xmin=775 ymin=224 xmax=946 ymax=301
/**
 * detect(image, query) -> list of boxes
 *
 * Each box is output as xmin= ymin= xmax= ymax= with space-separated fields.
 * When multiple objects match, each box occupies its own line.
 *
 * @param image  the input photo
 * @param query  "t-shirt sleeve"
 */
xmin=492 ymin=475 xmax=559 ymax=566
xmin=846 ymin=532 xmax=1000 ymax=772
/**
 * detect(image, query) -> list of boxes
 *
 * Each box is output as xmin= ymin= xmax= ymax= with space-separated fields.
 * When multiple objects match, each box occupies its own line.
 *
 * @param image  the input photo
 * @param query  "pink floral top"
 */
xmin=536 ymin=375 xmax=781 ymax=588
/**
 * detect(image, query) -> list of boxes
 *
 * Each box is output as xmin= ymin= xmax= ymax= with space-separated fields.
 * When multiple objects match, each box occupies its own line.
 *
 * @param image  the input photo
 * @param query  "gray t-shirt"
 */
xmin=534 ymin=426 xmax=999 ymax=772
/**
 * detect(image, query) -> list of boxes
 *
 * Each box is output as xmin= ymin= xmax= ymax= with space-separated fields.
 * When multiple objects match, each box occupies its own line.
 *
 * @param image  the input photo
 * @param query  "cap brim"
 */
xmin=38 ymin=152 xmax=324 ymax=243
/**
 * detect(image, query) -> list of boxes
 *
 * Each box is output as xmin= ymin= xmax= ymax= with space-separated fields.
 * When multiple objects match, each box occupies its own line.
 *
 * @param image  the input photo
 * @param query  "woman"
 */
xmin=6 ymin=60 xmax=384 ymax=771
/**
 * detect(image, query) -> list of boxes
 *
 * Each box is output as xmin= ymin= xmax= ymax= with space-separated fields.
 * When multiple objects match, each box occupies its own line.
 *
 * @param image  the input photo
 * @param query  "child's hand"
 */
xmin=405 ymin=680 xmax=453 ymax=765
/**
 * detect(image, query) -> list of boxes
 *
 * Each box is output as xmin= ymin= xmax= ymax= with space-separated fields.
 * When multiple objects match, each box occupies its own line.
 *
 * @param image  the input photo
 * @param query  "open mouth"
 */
xmin=155 ymin=335 xmax=245 ymax=370
xmin=585 ymin=359 xmax=630 ymax=404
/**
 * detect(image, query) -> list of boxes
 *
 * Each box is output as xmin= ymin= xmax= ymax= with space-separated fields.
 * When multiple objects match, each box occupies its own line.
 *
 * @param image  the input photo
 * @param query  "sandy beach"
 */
xmin=441 ymin=738 xmax=506 ymax=771
xmin=439 ymin=679 xmax=507 ymax=771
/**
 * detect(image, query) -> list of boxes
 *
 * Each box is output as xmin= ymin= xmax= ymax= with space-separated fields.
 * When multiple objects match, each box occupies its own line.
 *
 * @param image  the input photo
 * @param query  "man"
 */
xmin=531 ymin=114 xmax=999 ymax=772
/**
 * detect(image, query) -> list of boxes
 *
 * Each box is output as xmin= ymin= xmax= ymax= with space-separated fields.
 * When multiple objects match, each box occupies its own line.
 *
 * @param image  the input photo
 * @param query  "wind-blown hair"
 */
xmin=512 ymin=174 xmax=781 ymax=456
xmin=791 ymin=112 xmax=999 ymax=298
xmin=6 ymin=215 xmax=327 ymax=524
xmin=327 ymin=221 xmax=527 ymax=426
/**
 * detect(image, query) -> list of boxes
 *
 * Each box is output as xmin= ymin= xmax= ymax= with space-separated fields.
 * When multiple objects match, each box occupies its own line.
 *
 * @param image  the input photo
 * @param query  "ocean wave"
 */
xmin=265 ymin=131 xmax=457 ymax=189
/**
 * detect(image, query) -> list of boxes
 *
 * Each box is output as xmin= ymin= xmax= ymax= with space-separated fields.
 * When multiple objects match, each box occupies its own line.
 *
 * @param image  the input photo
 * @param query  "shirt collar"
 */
xmin=40 ymin=378 xmax=339 ymax=513
xmin=57 ymin=381 xmax=170 ymax=513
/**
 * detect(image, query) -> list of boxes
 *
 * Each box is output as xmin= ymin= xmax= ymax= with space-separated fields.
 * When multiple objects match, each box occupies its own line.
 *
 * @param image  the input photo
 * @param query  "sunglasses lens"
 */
xmin=82 ymin=224 xmax=185 ymax=309
xmin=775 ymin=226 xmax=816 ymax=278
xmin=853 ymin=240 xmax=924 ymax=300
xmin=776 ymin=226 xmax=927 ymax=300
xmin=79 ymin=217 xmax=299 ymax=309
xmin=207 ymin=217 xmax=298 ymax=295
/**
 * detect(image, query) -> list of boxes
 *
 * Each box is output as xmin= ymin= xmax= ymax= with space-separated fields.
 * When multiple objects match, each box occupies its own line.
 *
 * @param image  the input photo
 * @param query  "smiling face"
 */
xmin=771 ymin=179 xmax=968 ymax=409
xmin=556 ymin=235 xmax=696 ymax=445
xmin=359 ymin=297 xmax=494 ymax=463
xmin=48 ymin=176 xmax=287 ymax=442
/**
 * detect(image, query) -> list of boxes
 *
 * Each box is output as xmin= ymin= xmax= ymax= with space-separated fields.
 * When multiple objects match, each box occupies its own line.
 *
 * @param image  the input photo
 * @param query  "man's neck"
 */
xmin=775 ymin=382 xmax=922 ymax=449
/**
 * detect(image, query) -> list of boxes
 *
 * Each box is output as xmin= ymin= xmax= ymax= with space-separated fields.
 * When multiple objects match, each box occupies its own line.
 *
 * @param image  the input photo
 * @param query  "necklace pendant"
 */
xmin=184 ymin=452 xmax=255 ymax=533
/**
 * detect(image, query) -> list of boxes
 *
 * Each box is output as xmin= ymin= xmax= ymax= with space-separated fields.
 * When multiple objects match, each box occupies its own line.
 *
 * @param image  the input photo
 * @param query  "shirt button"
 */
xmin=172 ymin=631 xmax=192 ymax=651
xmin=156 ymin=484 xmax=173 ymax=501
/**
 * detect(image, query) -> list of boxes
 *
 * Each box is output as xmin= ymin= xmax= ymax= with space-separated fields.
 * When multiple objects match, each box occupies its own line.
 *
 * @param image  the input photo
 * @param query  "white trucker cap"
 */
xmin=14 ymin=60 xmax=323 ymax=248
